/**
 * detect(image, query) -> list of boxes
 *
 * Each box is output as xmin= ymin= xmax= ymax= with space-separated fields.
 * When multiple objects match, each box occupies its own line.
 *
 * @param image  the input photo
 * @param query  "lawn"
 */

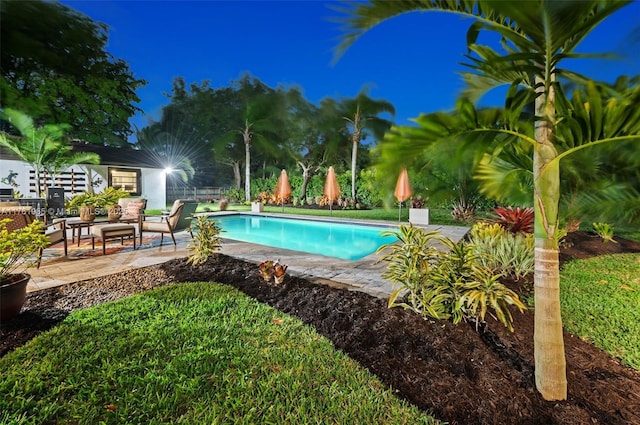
xmin=0 ymin=283 xmax=439 ymax=425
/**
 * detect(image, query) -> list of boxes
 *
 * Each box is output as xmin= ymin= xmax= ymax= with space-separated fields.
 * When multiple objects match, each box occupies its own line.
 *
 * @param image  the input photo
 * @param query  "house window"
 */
xmin=108 ymin=168 xmax=141 ymax=195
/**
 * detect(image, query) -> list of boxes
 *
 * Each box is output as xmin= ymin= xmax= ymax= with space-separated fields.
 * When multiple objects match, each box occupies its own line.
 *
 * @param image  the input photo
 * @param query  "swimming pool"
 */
xmin=209 ymin=214 xmax=397 ymax=261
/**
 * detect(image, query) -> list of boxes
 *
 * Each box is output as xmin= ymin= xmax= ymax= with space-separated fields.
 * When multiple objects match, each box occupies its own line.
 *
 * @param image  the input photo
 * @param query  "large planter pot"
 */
xmin=79 ymin=205 xmax=96 ymax=222
xmin=107 ymin=204 xmax=122 ymax=220
xmin=251 ymin=202 xmax=264 ymax=213
xmin=409 ymin=208 xmax=430 ymax=226
xmin=0 ymin=273 xmax=30 ymax=321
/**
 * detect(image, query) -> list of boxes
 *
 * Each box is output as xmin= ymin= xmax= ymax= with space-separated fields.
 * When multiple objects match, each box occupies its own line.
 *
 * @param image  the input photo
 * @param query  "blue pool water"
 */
xmin=209 ymin=214 xmax=397 ymax=260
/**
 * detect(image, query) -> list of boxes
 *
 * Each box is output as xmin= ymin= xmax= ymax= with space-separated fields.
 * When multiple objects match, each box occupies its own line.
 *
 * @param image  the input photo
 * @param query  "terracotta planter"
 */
xmin=0 ymin=273 xmax=30 ymax=321
xmin=79 ymin=205 xmax=96 ymax=222
xmin=107 ymin=204 xmax=122 ymax=220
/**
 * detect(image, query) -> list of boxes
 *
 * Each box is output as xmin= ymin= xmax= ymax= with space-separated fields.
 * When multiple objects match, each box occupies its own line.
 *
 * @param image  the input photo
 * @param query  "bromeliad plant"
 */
xmin=376 ymin=225 xmax=526 ymax=331
xmin=258 ymin=260 xmax=288 ymax=284
xmin=0 ymin=218 xmax=49 ymax=282
xmin=492 ymin=206 xmax=535 ymax=235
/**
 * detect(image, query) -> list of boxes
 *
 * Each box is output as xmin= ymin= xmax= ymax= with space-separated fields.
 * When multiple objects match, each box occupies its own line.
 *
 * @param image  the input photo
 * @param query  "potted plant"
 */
xmin=409 ymin=195 xmax=430 ymax=225
xmin=0 ymin=218 xmax=49 ymax=321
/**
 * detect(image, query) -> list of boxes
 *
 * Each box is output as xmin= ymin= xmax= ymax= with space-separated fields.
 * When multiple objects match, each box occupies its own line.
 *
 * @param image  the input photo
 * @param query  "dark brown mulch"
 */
xmin=2 ymin=231 xmax=640 ymax=424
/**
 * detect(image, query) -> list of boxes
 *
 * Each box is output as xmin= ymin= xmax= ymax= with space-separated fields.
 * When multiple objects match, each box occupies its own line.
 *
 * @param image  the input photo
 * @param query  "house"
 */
xmin=0 ymin=143 xmax=167 ymax=210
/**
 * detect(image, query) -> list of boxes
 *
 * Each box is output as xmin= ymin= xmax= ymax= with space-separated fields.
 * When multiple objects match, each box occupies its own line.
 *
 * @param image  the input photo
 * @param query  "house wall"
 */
xmin=0 ymin=158 xmax=166 ymax=210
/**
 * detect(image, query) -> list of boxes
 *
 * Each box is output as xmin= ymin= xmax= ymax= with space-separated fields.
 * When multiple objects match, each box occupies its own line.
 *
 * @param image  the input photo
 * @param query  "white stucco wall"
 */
xmin=0 ymin=158 xmax=166 ymax=209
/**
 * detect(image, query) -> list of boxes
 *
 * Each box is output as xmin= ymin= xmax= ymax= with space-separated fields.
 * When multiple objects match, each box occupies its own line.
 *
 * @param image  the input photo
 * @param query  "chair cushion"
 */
xmin=124 ymin=201 xmax=145 ymax=218
xmin=142 ymin=222 xmax=171 ymax=232
xmin=92 ymin=223 xmax=136 ymax=238
xmin=46 ymin=228 xmax=65 ymax=243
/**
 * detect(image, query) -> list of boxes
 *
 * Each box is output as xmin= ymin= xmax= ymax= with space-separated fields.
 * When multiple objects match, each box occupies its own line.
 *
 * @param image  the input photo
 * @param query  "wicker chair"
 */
xmin=0 ymin=205 xmax=67 ymax=267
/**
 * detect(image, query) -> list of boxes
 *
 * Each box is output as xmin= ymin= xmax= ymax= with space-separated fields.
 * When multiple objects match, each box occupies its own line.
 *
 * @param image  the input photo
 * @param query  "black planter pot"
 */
xmin=0 ymin=273 xmax=31 ymax=322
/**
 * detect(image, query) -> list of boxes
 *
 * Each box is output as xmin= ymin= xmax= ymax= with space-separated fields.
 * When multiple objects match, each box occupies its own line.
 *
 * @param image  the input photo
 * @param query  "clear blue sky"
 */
xmin=61 ymin=0 xmax=640 ymax=132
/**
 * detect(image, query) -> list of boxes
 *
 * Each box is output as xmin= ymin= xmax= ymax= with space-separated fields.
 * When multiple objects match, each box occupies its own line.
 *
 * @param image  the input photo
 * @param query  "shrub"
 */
xmin=467 ymin=222 xmax=534 ymax=280
xmin=592 ymin=222 xmax=616 ymax=243
xmin=492 ymin=206 xmax=534 ymax=234
xmin=377 ymin=225 xmax=526 ymax=331
xmin=187 ymin=216 xmax=222 ymax=266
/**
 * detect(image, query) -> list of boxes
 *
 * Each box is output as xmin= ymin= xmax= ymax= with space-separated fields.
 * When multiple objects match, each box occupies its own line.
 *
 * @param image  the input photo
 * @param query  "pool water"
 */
xmin=209 ymin=214 xmax=397 ymax=260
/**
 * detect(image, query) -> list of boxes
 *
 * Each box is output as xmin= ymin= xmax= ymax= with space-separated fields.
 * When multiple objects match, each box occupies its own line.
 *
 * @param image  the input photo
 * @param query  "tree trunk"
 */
xmin=533 ymin=75 xmax=567 ymax=401
xmin=297 ymin=161 xmax=310 ymax=201
xmin=232 ymin=161 xmax=241 ymax=190
xmin=351 ymin=134 xmax=358 ymax=201
xmin=243 ymin=124 xmax=251 ymax=202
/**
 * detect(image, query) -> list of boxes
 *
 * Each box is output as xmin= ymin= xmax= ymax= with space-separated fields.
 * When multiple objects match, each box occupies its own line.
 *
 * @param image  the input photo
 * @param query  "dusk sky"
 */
xmin=61 ymin=1 xmax=640 ymax=132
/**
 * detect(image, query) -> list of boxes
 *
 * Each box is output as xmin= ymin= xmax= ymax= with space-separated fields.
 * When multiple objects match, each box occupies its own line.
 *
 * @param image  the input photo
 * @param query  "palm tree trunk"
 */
xmin=533 ymin=75 xmax=567 ymax=401
xmin=351 ymin=134 xmax=358 ymax=201
xmin=243 ymin=126 xmax=251 ymax=202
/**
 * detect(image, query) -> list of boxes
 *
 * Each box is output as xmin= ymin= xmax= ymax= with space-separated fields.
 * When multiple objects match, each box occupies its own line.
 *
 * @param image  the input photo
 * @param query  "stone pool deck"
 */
xmin=26 ymin=213 xmax=470 ymax=299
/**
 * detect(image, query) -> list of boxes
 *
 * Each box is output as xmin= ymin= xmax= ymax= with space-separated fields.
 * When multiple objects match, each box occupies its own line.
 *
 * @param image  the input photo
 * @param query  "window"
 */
xmin=108 ymin=168 xmax=141 ymax=195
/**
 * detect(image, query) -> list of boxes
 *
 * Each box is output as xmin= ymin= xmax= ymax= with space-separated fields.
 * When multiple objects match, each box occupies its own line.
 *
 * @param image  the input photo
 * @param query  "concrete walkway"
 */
xmin=26 ymin=214 xmax=469 ymax=299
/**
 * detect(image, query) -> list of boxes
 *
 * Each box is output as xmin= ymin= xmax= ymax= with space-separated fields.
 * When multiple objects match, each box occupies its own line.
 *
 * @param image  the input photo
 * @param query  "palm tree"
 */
xmin=0 ymin=108 xmax=99 ymax=196
xmin=339 ymin=91 xmax=394 ymax=201
xmin=334 ymin=0 xmax=640 ymax=400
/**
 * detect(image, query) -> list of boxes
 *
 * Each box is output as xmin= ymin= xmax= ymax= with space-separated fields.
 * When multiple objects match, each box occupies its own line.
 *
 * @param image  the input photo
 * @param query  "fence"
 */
xmin=166 ymin=186 xmax=230 ymax=203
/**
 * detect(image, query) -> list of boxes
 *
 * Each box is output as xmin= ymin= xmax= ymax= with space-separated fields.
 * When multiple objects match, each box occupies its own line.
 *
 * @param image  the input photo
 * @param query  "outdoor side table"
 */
xmin=90 ymin=223 xmax=136 ymax=255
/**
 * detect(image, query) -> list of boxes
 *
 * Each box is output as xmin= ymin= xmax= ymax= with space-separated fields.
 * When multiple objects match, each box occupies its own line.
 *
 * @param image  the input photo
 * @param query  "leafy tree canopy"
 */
xmin=0 ymin=0 xmax=146 ymax=145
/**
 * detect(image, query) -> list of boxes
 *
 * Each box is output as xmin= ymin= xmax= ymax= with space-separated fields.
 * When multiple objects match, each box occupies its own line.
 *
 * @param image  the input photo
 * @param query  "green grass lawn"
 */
xmin=0 ymin=283 xmax=439 ymax=425
xmin=560 ymin=253 xmax=640 ymax=369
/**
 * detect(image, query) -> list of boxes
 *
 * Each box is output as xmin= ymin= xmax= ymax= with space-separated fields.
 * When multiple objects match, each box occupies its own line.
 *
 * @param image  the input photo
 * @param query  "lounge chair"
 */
xmin=138 ymin=199 xmax=198 ymax=246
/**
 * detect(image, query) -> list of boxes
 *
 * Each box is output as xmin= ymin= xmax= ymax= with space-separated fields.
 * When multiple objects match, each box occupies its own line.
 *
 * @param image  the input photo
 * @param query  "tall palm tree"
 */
xmin=0 ymin=108 xmax=99 ymax=196
xmin=339 ymin=91 xmax=394 ymax=200
xmin=334 ymin=0 xmax=640 ymax=400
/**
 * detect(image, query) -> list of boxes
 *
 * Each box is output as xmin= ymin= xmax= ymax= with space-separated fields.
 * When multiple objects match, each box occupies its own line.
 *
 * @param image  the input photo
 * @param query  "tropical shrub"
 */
xmin=450 ymin=199 xmax=476 ymax=222
xmin=592 ymin=222 xmax=616 ymax=243
xmin=66 ymin=187 xmax=130 ymax=213
xmin=187 ymin=216 xmax=222 ymax=266
xmin=0 ymin=218 xmax=49 ymax=281
xmin=467 ymin=222 xmax=534 ymax=280
xmin=492 ymin=206 xmax=534 ymax=234
xmin=377 ymin=225 xmax=526 ymax=331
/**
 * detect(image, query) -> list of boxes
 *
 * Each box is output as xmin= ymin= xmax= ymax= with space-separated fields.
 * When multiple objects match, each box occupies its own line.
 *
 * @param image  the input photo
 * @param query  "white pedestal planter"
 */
xmin=251 ymin=202 xmax=264 ymax=213
xmin=409 ymin=208 xmax=429 ymax=225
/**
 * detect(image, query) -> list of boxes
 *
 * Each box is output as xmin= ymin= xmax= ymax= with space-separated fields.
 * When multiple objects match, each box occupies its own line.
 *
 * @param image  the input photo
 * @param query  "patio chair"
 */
xmin=118 ymin=198 xmax=147 ymax=223
xmin=0 ymin=205 xmax=67 ymax=268
xmin=138 ymin=199 xmax=198 ymax=246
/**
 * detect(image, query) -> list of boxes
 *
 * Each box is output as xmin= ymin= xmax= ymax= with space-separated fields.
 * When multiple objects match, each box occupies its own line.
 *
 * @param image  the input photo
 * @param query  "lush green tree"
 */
xmin=217 ymin=76 xmax=288 ymax=201
xmin=335 ymin=0 xmax=640 ymax=400
xmin=0 ymin=109 xmax=100 ymax=196
xmin=338 ymin=91 xmax=395 ymax=200
xmin=283 ymin=90 xmax=350 ymax=200
xmin=0 ymin=0 xmax=146 ymax=144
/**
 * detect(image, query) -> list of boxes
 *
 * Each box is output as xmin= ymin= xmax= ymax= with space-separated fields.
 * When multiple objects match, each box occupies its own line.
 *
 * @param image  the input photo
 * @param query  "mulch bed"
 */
xmin=2 ymin=231 xmax=640 ymax=424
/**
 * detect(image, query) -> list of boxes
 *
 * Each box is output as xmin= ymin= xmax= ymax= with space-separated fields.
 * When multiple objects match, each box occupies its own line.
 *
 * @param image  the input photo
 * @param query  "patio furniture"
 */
xmin=0 ymin=205 xmax=67 ymax=267
xmin=118 ymin=198 xmax=147 ymax=223
xmin=139 ymin=199 xmax=198 ymax=246
xmin=91 ymin=223 xmax=136 ymax=255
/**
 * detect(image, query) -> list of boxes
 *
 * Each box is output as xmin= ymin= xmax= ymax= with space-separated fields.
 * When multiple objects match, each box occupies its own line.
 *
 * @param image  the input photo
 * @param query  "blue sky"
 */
xmin=61 ymin=0 xmax=640 ymax=132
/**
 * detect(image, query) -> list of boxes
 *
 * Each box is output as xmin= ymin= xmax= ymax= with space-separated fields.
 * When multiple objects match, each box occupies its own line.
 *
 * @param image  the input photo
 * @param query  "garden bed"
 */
xmin=2 ymin=231 xmax=640 ymax=424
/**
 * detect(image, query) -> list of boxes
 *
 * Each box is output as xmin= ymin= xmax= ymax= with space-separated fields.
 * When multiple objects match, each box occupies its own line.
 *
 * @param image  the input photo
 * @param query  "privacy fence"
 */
xmin=166 ymin=186 xmax=231 ymax=203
